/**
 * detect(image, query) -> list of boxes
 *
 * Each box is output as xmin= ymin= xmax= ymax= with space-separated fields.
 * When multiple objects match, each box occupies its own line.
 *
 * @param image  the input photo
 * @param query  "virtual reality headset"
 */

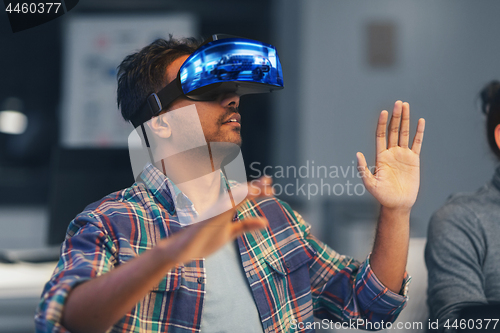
xmin=129 ymin=34 xmax=284 ymax=129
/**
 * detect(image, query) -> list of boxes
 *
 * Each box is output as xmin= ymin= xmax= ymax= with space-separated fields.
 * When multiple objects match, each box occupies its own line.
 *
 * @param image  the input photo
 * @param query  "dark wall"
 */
xmin=0 ymin=13 xmax=61 ymax=203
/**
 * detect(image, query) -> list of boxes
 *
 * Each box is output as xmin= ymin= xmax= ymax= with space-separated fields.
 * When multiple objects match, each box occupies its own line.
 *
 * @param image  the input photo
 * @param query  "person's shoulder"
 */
xmin=437 ymin=182 xmax=497 ymax=215
xmin=82 ymin=181 xmax=152 ymax=214
xmin=70 ymin=181 xmax=157 ymax=232
xmin=429 ymin=183 xmax=498 ymax=237
xmin=448 ymin=181 xmax=499 ymax=205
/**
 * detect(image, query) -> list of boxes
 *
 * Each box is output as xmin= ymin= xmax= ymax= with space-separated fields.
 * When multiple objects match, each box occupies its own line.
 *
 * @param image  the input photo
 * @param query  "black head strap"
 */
xmin=129 ymin=78 xmax=184 ymax=129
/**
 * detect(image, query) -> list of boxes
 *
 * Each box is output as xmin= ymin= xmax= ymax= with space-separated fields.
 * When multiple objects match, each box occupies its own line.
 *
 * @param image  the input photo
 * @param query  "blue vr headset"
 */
xmin=129 ymin=34 xmax=284 ymax=129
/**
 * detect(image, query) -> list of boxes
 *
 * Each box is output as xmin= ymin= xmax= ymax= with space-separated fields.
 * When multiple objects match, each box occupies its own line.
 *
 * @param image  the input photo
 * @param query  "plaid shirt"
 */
xmin=36 ymin=164 xmax=409 ymax=333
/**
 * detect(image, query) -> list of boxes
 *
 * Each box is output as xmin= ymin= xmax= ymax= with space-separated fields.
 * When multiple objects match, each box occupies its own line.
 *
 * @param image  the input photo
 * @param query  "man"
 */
xmin=36 ymin=35 xmax=425 ymax=333
xmin=425 ymin=81 xmax=500 ymax=332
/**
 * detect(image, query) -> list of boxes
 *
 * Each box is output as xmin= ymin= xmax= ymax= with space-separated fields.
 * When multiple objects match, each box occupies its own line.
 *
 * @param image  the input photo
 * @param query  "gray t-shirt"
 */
xmin=200 ymin=240 xmax=264 ymax=333
xmin=166 ymin=175 xmax=264 ymax=332
xmin=425 ymin=166 xmax=500 ymax=332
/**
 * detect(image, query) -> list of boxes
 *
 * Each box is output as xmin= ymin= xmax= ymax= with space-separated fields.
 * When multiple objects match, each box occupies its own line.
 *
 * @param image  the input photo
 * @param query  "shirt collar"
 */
xmin=139 ymin=163 xmax=235 ymax=218
xmin=139 ymin=163 xmax=176 ymax=215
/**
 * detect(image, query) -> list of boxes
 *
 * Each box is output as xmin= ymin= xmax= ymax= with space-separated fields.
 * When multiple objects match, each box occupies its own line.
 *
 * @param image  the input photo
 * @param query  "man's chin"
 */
xmin=234 ymin=137 xmax=242 ymax=147
xmin=222 ymin=138 xmax=242 ymax=147
xmin=232 ymin=134 xmax=242 ymax=147
xmin=209 ymin=133 xmax=242 ymax=147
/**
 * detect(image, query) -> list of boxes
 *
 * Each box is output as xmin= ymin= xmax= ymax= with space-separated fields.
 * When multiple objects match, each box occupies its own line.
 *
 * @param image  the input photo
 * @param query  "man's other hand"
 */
xmin=161 ymin=176 xmax=273 ymax=265
xmin=356 ymin=101 xmax=425 ymax=211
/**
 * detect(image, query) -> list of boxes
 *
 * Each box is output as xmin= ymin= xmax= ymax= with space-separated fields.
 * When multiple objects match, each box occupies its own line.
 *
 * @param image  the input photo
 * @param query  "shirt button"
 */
xmin=285 ymin=261 xmax=291 ymax=268
xmin=197 ymin=277 xmax=205 ymax=284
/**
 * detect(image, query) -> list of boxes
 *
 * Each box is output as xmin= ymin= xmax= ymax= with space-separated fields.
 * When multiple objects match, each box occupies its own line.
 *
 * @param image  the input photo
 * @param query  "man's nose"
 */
xmin=220 ymin=93 xmax=240 ymax=109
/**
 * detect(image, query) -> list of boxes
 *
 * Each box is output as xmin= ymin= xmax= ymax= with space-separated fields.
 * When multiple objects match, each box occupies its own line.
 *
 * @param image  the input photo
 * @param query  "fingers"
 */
xmin=399 ymin=102 xmax=410 ymax=148
xmin=225 ymin=178 xmax=271 ymax=237
xmin=411 ymin=118 xmax=425 ymax=155
xmin=230 ymin=217 xmax=268 ymax=238
xmin=376 ymin=110 xmax=389 ymax=154
xmin=377 ymin=101 xmax=416 ymax=152
xmin=222 ymin=176 xmax=273 ymax=221
xmin=356 ymin=152 xmax=375 ymax=188
xmin=387 ymin=100 xmax=403 ymax=148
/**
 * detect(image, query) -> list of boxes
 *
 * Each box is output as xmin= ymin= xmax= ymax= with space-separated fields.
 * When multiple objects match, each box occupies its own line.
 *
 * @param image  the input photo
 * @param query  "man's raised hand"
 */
xmin=356 ymin=101 xmax=425 ymax=211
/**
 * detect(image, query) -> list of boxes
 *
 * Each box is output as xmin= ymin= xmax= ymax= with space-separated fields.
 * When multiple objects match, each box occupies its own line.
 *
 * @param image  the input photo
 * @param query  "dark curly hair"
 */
xmin=116 ymin=35 xmax=202 ymax=122
xmin=480 ymin=80 xmax=500 ymax=159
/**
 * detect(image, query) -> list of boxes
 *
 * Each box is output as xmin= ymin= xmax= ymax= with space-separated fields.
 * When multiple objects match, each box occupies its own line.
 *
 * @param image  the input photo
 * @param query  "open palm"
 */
xmin=357 ymin=101 xmax=425 ymax=210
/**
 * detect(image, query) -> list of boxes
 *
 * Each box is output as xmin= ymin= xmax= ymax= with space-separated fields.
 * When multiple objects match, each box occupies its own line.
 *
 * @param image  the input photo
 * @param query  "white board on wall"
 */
xmin=60 ymin=14 xmax=197 ymax=147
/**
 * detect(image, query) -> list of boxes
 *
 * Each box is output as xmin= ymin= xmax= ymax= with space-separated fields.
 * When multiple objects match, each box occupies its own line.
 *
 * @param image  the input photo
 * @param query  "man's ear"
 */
xmin=146 ymin=113 xmax=172 ymax=139
xmin=494 ymin=124 xmax=500 ymax=151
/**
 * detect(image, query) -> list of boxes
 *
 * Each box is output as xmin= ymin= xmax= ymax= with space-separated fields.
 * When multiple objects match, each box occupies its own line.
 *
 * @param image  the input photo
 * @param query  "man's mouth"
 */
xmin=222 ymin=114 xmax=241 ymax=126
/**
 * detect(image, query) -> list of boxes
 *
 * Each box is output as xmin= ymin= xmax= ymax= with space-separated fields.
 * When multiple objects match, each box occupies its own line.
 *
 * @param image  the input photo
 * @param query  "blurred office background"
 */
xmin=1 ymin=0 xmax=499 ymax=331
